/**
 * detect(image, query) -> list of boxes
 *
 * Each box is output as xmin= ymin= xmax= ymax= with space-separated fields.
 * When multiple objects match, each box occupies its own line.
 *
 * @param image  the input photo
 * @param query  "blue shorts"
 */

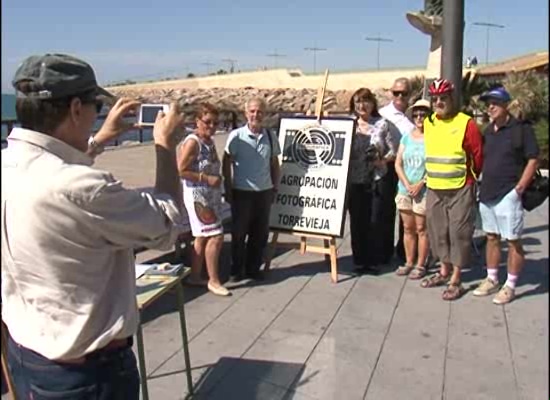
xmin=479 ymin=188 xmax=524 ymax=241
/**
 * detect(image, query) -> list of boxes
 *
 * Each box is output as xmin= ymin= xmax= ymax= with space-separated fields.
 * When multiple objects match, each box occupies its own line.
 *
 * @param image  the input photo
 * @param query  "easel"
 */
xmin=264 ymin=70 xmax=340 ymax=283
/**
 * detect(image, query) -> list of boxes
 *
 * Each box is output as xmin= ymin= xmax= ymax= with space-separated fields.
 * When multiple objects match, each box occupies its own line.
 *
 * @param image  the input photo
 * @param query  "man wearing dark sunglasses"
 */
xmin=2 ymin=53 xmax=186 ymax=398
xmin=379 ymin=77 xmax=416 ymax=264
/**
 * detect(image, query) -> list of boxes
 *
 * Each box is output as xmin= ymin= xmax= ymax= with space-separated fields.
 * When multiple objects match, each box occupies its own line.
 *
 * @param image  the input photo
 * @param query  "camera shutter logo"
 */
xmin=288 ymin=124 xmax=340 ymax=170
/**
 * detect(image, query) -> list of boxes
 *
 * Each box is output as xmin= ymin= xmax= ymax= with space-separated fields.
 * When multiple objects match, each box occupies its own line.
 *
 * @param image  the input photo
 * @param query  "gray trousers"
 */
xmin=426 ymin=184 xmax=475 ymax=267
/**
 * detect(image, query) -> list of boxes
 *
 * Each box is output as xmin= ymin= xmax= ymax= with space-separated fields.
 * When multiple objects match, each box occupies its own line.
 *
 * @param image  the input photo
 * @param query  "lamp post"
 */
xmin=200 ymin=62 xmax=214 ymax=75
xmin=441 ymin=0 xmax=465 ymax=109
xmin=304 ymin=46 xmax=327 ymax=73
xmin=266 ymin=50 xmax=286 ymax=68
xmin=472 ymin=22 xmax=505 ymax=65
xmin=364 ymin=36 xmax=393 ymax=70
xmin=222 ymin=58 xmax=237 ymax=73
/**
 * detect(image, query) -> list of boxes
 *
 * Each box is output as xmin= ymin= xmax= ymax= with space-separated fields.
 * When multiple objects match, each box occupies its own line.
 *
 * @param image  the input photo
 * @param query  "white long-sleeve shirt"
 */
xmin=379 ymin=101 xmax=415 ymax=139
xmin=1 ymin=128 xmax=184 ymax=360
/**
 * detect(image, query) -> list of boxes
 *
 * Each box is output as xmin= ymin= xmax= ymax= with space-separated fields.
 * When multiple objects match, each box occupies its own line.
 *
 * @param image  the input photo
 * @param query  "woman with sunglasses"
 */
xmin=394 ymin=99 xmax=431 ymax=279
xmin=178 ymin=103 xmax=231 ymax=296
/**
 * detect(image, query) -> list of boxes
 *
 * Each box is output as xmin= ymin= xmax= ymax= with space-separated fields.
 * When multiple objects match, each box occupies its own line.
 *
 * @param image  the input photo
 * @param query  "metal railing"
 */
xmin=1 ymin=114 xmax=147 ymax=147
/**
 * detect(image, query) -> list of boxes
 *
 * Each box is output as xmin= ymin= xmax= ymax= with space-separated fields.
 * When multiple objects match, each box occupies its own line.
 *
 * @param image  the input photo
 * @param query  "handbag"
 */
xmin=521 ymin=170 xmax=549 ymax=211
xmin=512 ymin=123 xmax=549 ymax=212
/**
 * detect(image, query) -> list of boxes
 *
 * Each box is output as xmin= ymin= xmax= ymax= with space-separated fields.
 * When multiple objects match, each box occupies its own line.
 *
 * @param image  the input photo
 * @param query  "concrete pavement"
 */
xmin=3 ymin=138 xmax=547 ymax=400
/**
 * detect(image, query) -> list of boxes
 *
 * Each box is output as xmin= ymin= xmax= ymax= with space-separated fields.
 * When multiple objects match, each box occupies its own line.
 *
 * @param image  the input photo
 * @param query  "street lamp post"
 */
xmin=222 ymin=58 xmax=237 ymax=73
xmin=304 ymin=47 xmax=327 ymax=73
xmin=472 ymin=22 xmax=505 ymax=64
xmin=364 ymin=36 xmax=393 ymax=70
xmin=442 ymin=0 xmax=465 ymax=109
xmin=266 ymin=50 xmax=286 ymax=68
xmin=201 ymin=62 xmax=214 ymax=75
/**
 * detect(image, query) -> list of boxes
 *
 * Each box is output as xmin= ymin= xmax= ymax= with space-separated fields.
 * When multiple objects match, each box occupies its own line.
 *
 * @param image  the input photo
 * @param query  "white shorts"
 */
xmin=479 ymin=188 xmax=524 ymax=241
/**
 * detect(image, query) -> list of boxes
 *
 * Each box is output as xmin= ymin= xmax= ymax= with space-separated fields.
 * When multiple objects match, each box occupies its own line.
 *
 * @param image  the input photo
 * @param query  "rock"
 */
xmin=110 ymin=87 xmax=396 ymax=128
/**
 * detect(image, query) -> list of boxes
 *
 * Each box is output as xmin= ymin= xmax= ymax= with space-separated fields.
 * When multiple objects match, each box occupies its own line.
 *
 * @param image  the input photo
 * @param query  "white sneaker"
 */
xmin=473 ymin=278 xmax=500 ymax=297
xmin=493 ymin=285 xmax=515 ymax=305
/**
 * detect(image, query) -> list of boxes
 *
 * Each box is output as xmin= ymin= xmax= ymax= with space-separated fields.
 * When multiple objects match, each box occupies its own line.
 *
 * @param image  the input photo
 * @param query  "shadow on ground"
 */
xmin=460 ymin=234 xmax=548 ymax=299
xmin=140 ymin=238 xmax=345 ymax=324
xmin=150 ymin=356 xmax=306 ymax=400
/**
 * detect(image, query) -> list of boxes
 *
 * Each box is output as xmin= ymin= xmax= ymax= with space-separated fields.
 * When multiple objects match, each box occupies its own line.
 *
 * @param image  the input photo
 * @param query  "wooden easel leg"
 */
xmin=264 ymin=232 xmax=279 ymax=272
xmin=323 ymin=239 xmax=330 ymax=263
xmin=329 ymin=238 xmax=338 ymax=283
xmin=300 ymin=236 xmax=307 ymax=255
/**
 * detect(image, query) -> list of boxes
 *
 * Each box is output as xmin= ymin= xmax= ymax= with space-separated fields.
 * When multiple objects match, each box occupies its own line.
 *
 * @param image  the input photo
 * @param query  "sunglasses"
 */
xmin=486 ymin=100 xmax=506 ymax=107
xmin=83 ymin=99 xmax=104 ymax=114
xmin=431 ymin=95 xmax=450 ymax=103
xmin=61 ymin=95 xmax=104 ymax=114
xmin=413 ymin=112 xmax=427 ymax=119
xmin=392 ymin=91 xmax=409 ymax=98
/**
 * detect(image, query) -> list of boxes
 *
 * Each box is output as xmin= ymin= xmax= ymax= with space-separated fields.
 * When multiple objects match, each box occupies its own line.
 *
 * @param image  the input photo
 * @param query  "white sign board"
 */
xmin=269 ymin=116 xmax=355 ymax=237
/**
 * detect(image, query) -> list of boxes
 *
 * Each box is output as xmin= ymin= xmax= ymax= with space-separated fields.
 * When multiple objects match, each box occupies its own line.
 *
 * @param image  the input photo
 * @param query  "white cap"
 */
xmin=408 ymin=98 xmax=431 ymax=112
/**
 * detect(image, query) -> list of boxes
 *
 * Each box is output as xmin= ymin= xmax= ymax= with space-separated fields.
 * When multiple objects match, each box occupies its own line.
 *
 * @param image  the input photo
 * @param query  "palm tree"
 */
xmin=503 ymin=71 xmax=549 ymax=121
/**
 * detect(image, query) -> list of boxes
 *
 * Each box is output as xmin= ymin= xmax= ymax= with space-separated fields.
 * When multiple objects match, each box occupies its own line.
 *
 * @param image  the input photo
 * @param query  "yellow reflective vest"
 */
xmin=423 ymin=112 xmax=471 ymax=190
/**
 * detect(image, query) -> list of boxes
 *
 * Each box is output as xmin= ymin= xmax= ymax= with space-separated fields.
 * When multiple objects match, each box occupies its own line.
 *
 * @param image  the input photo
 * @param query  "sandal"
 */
xmin=442 ymin=282 xmax=465 ymax=301
xmin=420 ymin=272 xmax=450 ymax=288
xmin=395 ymin=264 xmax=414 ymax=276
xmin=408 ymin=266 xmax=427 ymax=280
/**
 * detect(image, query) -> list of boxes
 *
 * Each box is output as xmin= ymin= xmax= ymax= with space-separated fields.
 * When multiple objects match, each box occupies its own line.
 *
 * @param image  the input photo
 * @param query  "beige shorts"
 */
xmin=395 ymin=192 xmax=427 ymax=215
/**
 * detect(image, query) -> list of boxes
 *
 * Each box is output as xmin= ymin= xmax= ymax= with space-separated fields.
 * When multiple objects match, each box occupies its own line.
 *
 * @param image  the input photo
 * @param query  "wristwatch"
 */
xmin=87 ymin=135 xmax=105 ymax=157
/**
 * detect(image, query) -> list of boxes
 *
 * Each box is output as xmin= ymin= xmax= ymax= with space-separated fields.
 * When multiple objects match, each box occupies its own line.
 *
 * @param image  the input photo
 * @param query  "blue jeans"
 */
xmin=7 ymin=334 xmax=140 ymax=400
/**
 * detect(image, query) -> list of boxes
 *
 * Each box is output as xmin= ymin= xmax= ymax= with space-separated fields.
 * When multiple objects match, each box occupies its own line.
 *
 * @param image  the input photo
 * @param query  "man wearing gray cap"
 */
xmin=2 ymin=54 xmax=185 ymax=398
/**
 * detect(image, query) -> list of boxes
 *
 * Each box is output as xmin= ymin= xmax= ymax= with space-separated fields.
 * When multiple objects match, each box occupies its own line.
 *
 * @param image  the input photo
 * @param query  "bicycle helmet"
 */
xmin=428 ymin=79 xmax=455 ymax=96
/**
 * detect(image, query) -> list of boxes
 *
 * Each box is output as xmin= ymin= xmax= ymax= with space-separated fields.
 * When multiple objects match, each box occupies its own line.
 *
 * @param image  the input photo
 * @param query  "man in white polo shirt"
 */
xmin=2 ymin=54 xmax=185 ymax=398
xmin=379 ymin=77 xmax=416 ymax=263
xmin=222 ymin=97 xmax=281 ymax=281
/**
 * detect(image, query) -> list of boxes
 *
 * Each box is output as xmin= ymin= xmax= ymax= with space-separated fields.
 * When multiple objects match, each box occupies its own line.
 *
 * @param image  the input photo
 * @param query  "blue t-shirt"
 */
xmin=224 ymin=125 xmax=281 ymax=191
xmin=397 ymin=133 xmax=426 ymax=195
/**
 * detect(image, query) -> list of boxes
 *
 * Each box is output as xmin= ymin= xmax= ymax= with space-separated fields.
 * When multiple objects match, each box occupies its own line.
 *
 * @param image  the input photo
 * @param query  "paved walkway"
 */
xmin=3 ymin=140 xmax=548 ymax=400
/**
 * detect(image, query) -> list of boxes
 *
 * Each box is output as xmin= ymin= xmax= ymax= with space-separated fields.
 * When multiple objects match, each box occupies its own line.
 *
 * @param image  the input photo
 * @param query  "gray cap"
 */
xmin=12 ymin=53 xmax=113 ymax=100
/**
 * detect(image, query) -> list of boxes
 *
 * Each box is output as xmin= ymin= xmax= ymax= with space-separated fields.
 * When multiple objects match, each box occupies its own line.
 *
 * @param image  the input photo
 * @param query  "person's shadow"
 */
xmin=460 ymin=235 xmax=548 ymax=298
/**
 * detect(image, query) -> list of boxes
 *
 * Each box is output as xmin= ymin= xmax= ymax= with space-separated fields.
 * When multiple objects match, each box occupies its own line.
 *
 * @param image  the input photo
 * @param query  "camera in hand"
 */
xmin=138 ymin=104 xmax=170 ymax=126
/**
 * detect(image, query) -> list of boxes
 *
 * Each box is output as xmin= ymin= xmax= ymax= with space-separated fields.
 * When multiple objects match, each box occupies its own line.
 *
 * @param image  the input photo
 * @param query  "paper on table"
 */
xmin=135 ymin=264 xmax=152 ymax=280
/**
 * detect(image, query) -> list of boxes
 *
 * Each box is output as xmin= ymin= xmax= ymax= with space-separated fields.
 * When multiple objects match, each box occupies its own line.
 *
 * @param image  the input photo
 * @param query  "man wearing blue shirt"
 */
xmin=222 ymin=98 xmax=281 ymax=281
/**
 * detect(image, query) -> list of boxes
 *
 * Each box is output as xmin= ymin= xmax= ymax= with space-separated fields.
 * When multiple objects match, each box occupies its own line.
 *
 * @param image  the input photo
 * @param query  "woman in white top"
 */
xmin=178 ymin=103 xmax=230 ymax=296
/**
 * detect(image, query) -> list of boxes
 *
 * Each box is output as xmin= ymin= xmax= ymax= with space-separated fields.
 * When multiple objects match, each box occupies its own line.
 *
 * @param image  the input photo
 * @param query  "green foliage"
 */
xmin=409 ymin=75 xmax=425 ymax=103
xmin=503 ymin=71 xmax=549 ymax=122
xmin=461 ymin=71 xmax=492 ymax=115
xmin=533 ymin=119 xmax=549 ymax=168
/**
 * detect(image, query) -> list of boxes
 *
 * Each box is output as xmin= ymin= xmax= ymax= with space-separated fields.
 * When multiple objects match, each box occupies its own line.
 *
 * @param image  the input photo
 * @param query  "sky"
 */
xmin=1 ymin=0 xmax=548 ymax=93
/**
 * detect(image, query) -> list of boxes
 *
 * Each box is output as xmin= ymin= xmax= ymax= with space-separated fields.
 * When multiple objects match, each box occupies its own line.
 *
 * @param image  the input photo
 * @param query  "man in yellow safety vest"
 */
xmin=419 ymin=79 xmax=484 ymax=301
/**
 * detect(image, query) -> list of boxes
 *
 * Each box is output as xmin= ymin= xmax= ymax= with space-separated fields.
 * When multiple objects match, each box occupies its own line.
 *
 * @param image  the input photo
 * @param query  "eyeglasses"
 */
xmin=354 ymin=99 xmax=373 ymax=107
xmin=432 ymin=95 xmax=450 ymax=103
xmin=413 ymin=112 xmax=427 ymax=119
xmin=64 ymin=96 xmax=103 ymax=114
xmin=486 ymin=100 xmax=506 ymax=107
xmin=392 ymin=91 xmax=409 ymax=98
xmin=200 ymin=118 xmax=219 ymax=127
xmin=87 ymin=99 xmax=104 ymax=114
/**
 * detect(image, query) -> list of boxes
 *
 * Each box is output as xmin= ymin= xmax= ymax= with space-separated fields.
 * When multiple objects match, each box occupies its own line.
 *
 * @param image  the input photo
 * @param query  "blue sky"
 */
xmin=1 ymin=0 xmax=548 ymax=92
